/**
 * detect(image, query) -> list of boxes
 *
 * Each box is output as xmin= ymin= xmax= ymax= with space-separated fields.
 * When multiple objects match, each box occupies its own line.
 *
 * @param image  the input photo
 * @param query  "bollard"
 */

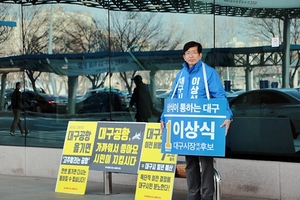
xmin=103 ymin=171 xmax=112 ymax=194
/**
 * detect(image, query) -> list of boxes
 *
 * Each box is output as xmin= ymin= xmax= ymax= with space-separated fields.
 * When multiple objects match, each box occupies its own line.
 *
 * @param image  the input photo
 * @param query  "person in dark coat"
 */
xmin=10 ymin=82 xmax=29 ymax=137
xmin=129 ymin=75 xmax=154 ymax=122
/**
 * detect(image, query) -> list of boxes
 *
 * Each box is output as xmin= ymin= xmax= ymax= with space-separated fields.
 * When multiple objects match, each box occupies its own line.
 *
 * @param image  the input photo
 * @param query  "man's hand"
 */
xmin=220 ymin=119 xmax=232 ymax=135
xmin=160 ymin=121 xmax=164 ymax=130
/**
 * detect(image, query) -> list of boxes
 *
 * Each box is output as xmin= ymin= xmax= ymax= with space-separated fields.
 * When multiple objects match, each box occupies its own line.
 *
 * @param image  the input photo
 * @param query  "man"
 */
xmin=129 ymin=75 xmax=154 ymax=122
xmin=10 ymin=82 xmax=29 ymax=137
xmin=160 ymin=41 xmax=233 ymax=200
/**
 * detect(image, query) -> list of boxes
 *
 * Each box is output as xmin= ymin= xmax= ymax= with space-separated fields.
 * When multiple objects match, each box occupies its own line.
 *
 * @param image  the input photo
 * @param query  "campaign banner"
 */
xmin=135 ymin=123 xmax=177 ymax=200
xmin=162 ymin=98 xmax=227 ymax=157
xmin=56 ymin=121 xmax=178 ymax=196
xmin=55 ymin=121 xmax=98 ymax=194
xmin=89 ymin=122 xmax=146 ymax=174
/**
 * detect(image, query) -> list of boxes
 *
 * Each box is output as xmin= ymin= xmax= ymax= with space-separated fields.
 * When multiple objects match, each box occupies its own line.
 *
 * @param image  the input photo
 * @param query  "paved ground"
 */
xmin=0 ymin=174 xmax=274 ymax=200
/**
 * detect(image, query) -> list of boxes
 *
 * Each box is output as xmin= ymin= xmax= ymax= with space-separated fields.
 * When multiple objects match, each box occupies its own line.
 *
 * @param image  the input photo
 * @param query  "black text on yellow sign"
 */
xmin=55 ymin=121 xmax=98 ymax=195
xmin=56 ymin=165 xmax=90 ymax=194
xmin=135 ymin=123 xmax=177 ymax=200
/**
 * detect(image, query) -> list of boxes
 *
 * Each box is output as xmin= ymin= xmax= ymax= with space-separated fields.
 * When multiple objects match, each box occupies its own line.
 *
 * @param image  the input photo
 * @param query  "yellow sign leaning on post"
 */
xmin=55 ymin=121 xmax=98 ymax=195
xmin=135 ymin=123 xmax=177 ymax=200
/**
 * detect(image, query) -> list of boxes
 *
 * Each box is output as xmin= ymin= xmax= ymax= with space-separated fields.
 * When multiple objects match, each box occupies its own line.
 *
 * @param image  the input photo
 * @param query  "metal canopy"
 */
xmin=0 ymin=0 xmax=299 ymax=19
xmin=1 ymin=45 xmax=300 ymax=75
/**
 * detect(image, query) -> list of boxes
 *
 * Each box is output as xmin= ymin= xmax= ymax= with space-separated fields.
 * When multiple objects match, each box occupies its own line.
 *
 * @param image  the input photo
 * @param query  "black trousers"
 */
xmin=10 ymin=109 xmax=24 ymax=134
xmin=185 ymin=155 xmax=214 ymax=200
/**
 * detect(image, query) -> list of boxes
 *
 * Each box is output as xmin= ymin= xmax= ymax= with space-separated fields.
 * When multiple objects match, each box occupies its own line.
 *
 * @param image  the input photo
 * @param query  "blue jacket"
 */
xmin=161 ymin=60 xmax=233 ymax=122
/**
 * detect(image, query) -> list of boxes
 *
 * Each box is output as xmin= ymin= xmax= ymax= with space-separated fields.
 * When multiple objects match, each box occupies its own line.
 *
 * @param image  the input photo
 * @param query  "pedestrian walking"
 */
xmin=10 ymin=82 xmax=29 ymax=137
xmin=129 ymin=75 xmax=154 ymax=122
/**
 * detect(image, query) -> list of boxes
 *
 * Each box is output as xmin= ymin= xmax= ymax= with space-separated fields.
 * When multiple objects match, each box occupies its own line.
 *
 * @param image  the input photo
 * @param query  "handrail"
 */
xmin=214 ymin=167 xmax=222 ymax=200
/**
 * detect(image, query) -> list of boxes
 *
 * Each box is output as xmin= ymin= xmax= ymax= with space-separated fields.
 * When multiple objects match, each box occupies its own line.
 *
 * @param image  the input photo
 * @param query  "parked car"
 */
xmin=156 ymin=90 xmax=171 ymax=110
xmin=226 ymin=90 xmax=245 ymax=102
xmin=22 ymin=91 xmax=67 ymax=113
xmin=76 ymin=90 xmax=128 ymax=114
xmin=4 ymin=88 xmax=14 ymax=110
xmin=229 ymin=88 xmax=300 ymax=139
xmin=82 ymin=88 xmax=105 ymax=100
xmin=156 ymin=89 xmax=171 ymax=98
xmin=75 ymin=95 xmax=85 ymax=102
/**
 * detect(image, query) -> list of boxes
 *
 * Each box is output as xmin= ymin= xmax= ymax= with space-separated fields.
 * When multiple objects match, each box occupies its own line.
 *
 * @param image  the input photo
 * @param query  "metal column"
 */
xmin=282 ymin=18 xmax=291 ymax=88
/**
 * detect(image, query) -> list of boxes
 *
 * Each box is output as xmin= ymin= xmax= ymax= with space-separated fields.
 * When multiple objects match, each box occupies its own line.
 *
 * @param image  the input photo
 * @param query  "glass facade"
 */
xmin=0 ymin=1 xmax=300 ymax=162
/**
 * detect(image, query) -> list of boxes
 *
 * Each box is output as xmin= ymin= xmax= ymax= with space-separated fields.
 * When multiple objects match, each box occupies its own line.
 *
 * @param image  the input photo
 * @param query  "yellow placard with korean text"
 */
xmin=135 ymin=123 xmax=177 ymax=200
xmin=55 ymin=121 xmax=98 ymax=195
xmin=56 ymin=165 xmax=90 ymax=194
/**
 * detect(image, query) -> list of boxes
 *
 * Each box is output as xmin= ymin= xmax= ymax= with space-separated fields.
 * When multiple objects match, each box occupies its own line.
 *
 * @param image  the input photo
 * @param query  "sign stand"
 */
xmin=103 ymin=172 xmax=112 ymax=194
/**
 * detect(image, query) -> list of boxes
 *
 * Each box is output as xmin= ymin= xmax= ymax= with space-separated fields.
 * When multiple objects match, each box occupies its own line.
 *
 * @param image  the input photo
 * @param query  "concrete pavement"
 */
xmin=0 ymin=174 xmax=274 ymax=200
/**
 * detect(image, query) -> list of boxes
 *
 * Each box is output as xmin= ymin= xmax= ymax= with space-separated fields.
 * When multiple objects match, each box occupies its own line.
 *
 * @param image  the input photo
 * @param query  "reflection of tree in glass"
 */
xmin=55 ymin=10 xmax=184 ymax=94
xmin=3 ymin=6 xmax=186 ymax=106
xmin=17 ymin=6 xmax=52 ymax=92
xmin=246 ymin=18 xmax=300 ymax=88
xmin=0 ymin=4 xmax=16 ymax=56
xmin=110 ymin=12 xmax=183 ymax=95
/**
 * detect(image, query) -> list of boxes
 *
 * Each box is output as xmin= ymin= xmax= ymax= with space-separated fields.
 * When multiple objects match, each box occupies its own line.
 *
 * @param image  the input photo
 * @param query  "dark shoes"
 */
xmin=22 ymin=130 xmax=30 ymax=137
xmin=9 ymin=130 xmax=30 ymax=137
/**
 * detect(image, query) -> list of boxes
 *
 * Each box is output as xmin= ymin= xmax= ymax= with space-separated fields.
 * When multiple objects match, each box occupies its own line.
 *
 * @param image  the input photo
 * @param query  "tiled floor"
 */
xmin=0 ymin=174 xmax=274 ymax=200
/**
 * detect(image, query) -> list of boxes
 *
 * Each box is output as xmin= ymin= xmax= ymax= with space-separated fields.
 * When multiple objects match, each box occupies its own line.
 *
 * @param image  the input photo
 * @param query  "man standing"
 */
xmin=10 ymin=82 xmax=28 ymax=137
xmin=129 ymin=75 xmax=154 ymax=122
xmin=160 ymin=41 xmax=233 ymax=200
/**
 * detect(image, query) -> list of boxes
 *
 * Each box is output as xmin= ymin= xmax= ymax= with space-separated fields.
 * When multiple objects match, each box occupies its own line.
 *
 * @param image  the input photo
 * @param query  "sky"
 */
xmin=60 ymin=4 xmax=256 ymax=48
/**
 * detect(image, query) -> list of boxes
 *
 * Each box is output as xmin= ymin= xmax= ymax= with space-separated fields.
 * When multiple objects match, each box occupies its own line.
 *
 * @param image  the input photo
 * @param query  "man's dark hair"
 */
xmin=183 ymin=41 xmax=202 ymax=54
xmin=15 ymin=82 xmax=20 ymax=88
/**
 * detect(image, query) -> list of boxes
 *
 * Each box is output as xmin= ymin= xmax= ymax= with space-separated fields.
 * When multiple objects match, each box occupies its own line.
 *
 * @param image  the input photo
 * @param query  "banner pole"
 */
xmin=103 ymin=172 xmax=112 ymax=194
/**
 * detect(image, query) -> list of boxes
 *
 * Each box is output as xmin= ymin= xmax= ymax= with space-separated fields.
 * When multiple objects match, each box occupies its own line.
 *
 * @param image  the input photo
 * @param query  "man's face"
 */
xmin=183 ymin=46 xmax=202 ymax=67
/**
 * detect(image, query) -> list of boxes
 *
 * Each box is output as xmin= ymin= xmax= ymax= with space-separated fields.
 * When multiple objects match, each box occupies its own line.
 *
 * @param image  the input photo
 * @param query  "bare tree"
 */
xmin=21 ymin=7 xmax=50 ymax=54
xmin=57 ymin=10 xmax=183 ymax=92
xmin=86 ymin=72 xmax=111 ymax=89
xmin=245 ymin=18 xmax=300 ymax=87
xmin=111 ymin=12 xmax=182 ymax=52
xmin=155 ymin=70 xmax=179 ymax=89
xmin=17 ymin=6 xmax=52 ymax=92
xmin=54 ymin=7 xmax=112 ymax=90
xmin=290 ymin=19 xmax=300 ymax=87
xmin=110 ymin=11 xmax=183 ymax=94
xmin=0 ymin=4 xmax=16 ymax=56
xmin=54 ymin=10 xmax=108 ymax=53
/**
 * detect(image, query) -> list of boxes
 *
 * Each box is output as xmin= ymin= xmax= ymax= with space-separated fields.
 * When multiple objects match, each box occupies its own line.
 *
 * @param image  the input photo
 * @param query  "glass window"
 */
xmin=1 ymin=1 xmax=300 ymax=162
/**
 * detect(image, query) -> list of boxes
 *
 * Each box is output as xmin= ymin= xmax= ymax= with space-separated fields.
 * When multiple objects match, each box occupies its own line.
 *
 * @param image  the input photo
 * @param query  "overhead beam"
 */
xmin=0 ymin=0 xmax=299 ymax=18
